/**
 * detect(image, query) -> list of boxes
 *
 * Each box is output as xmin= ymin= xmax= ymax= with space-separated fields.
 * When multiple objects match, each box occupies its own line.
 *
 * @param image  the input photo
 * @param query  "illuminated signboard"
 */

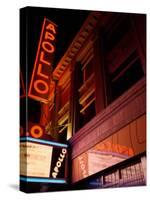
xmin=20 ymin=71 xmax=26 ymax=98
xmin=20 ymin=137 xmax=68 ymax=183
xmin=28 ymin=18 xmax=57 ymax=103
xmin=20 ymin=122 xmax=62 ymax=142
xmin=28 ymin=123 xmax=45 ymax=139
xmin=20 ymin=123 xmax=45 ymax=139
xmin=78 ymin=154 xmax=89 ymax=179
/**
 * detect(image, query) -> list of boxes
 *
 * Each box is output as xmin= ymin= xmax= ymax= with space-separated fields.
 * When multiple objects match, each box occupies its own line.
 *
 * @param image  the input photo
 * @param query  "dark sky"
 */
xmin=27 ymin=7 xmax=89 ymax=75
xmin=20 ymin=6 xmax=89 ymax=126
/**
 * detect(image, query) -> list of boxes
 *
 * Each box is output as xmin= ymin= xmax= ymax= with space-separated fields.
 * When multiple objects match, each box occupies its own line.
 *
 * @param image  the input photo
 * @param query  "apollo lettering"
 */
xmin=52 ymin=148 xmax=67 ymax=178
xmin=20 ymin=124 xmax=44 ymax=138
xmin=28 ymin=18 xmax=57 ymax=102
xmin=78 ymin=156 xmax=88 ymax=178
xmin=30 ymin=125 xmax=44 ymax=138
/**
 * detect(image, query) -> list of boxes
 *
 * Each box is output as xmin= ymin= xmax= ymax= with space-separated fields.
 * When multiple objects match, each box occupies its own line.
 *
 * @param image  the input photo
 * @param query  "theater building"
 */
xmin=38 ymin=11 xmax=146 ymax=189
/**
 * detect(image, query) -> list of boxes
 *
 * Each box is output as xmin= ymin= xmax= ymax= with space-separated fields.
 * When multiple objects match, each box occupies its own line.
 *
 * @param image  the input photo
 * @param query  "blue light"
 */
xmin=89 ymin=181 xmax=100 ymax=186
xmin=20 ymin=177 xmax=67 ymax=184
xmin=20 ymin=137 xmax=68 ymax=148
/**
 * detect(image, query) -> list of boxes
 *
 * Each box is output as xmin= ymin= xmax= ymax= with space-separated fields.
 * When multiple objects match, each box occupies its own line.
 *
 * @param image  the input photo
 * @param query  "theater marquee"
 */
xmin=28 ymin=18 xmax=57 ymax=103
xmin=20 ymin=137 xmax=68 ymax=183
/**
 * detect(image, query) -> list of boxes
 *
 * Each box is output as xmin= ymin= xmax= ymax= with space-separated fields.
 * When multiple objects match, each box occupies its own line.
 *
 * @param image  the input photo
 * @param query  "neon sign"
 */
xmin=78 ymin=155 xmax=88 ymax=178
xmin=20 ymin=137 xmax=68 ymax=182
xmin=95 ymin=141 xmax=134 ymax=157
xmin=28 ymin=18 xmax=57 ymax=103
xmin=52 ymin=148 xmax=67 ymax=178
xmin=20 ymin=123 xmax=44 ymax=139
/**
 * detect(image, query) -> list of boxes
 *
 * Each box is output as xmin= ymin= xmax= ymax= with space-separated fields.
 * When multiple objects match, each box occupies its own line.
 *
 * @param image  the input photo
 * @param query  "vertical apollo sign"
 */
xmin=28 ymin=18 xmax=57 ymax=103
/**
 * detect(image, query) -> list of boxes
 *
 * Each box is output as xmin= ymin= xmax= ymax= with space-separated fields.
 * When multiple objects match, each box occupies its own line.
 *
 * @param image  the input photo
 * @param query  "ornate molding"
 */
xmin=52 ymin=12 xmax=102 ymax=81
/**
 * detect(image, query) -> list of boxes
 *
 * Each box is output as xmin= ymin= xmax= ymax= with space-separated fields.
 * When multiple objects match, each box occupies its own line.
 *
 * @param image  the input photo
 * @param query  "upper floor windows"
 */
xmin=48 ymin=13 xmax=146 ymax=137
xmin=103 ymin=15 xmax=145 ymax=102
xmin=77 ymin=43 xmax=96 ymax=130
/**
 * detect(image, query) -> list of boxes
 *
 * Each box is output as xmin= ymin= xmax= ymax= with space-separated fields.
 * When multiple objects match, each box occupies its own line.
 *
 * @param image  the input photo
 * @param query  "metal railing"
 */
xmin=102 ymin=161 xmax=145 ymax=188
xmin=72 ymin=152 xmax=146 ymax=190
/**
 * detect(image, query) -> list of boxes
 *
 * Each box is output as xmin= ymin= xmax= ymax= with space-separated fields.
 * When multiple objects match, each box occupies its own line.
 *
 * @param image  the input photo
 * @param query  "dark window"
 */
xmin=104 ymin=16 xmax=131 ymax=53
xmin=77 ymin=57 xmax=96 ymax=130
xmin=81 ymin=101 xmax=96 ymax=125
xmin=110 ymin=51 xmax=144 ymax=100
xmin=83 ymin=59 xmax=94 ymax=81
xmin=103 ymin=16 xmax=144 ymax=103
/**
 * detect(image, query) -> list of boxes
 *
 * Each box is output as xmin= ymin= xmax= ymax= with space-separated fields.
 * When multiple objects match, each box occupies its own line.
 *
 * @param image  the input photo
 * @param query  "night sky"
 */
xmin=27 ymin=7 xmax=89 ymax=74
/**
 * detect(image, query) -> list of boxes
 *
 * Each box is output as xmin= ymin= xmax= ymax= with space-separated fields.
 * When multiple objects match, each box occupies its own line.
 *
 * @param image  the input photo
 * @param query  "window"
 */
xmin=103 ymin=15 xmax=144 ymax=102
xmin=77 ymin=44 xmax=96 ymax=129
xmin=110 ymin=51 xmax=144 ymax=100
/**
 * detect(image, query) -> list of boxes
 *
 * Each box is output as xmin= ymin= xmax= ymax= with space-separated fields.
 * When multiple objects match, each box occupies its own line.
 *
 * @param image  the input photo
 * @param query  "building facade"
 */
xmin=40 ymin=11 xmax=146 ymax=188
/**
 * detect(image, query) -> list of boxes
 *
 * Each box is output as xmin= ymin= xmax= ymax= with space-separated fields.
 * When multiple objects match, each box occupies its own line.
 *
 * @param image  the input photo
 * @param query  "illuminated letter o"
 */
xmin=30 ymin=125 xmax=43 ymax=138
xmin=42 ymin=41 xmax=55 ymax=53
xmin=56 ymin=161 xmax=61 ymax=168
xmin=62 ymin=148 xmax=67 ymax=154
xmin=34 ymin=80 xmax=49 ymax=94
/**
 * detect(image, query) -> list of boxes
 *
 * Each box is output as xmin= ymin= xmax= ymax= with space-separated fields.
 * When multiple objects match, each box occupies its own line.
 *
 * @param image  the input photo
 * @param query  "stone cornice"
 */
xmin=51 ymin=12 xmax=102 ymax=83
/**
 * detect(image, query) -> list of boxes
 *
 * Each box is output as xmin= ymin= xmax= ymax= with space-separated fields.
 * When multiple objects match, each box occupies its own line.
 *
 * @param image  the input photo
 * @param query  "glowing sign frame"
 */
xmin=20 ymin=177 xmax=67 ymax=184
xmin=20 ymin=137 xmax=68 ymax=183
xmin=20 ymin=137 xmax=68 ymax=148
xmin=28 ymin=18 xmax=57 ymax=103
